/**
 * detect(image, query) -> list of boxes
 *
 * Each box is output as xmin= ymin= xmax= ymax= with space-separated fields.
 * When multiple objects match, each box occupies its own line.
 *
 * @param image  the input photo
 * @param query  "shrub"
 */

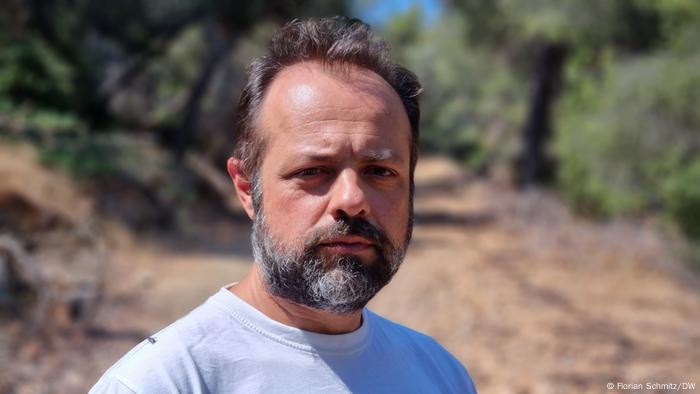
xmin=556 ymin=51 xmax=700 ymax=220
xmin=664 ymin=158 xmax=700 ymax=241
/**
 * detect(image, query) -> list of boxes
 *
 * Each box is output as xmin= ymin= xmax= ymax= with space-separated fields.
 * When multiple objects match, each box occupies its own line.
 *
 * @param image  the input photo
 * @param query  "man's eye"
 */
xmin=366 ymin=166 xmax=396 ymax=177
xmin=296 ymin=168 xmax=325 ymax=177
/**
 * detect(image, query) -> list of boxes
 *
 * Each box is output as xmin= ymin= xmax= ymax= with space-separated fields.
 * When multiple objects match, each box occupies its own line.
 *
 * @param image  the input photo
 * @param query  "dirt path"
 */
xmin=371 ymin=160 xmax=700 ymax=393
xmin=7 ymin=157 xmax=700 ymax=393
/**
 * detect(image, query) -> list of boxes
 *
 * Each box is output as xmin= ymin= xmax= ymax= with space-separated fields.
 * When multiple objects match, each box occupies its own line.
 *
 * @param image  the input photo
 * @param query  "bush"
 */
xmin=38 ymin=133 xmax=121 ymax=179
xmin=0 ymin=36 xmax=75 ymax=110
xmin=555 ymin=51 xmax=700 ymax=219
xmin=664 ymin=158 xmax=700 ymax=241
xmin=383 ymin=11 xmax=525 ymax=171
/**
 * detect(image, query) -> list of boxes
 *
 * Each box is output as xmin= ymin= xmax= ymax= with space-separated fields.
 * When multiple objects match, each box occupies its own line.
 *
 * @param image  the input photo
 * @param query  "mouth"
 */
xmin=319 ymin=236 xmax=375 ymax=254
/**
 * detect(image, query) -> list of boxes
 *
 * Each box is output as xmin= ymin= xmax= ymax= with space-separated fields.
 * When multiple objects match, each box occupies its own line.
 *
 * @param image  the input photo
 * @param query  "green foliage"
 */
xmin=453 ymin=0 xmax=666 ymax=51
xmin=383 ymin=10 xmax=525 ymax=170
xmin=119 ymin=25 xmax=208 ymax=127
xmin=38 ymin=133 xmax=123 ymax=179
xmin=556 ymin=51 xmax=700 ymax=219
xmin=0 ymin=100 xmax=85 ymax=141
xmin=461 ymin=0 xmax=700 ymax=250
xmin=408 ymin=0 xmax=696 ymax=179
xmin=664 ymin=158 xmax=700 ymax=241
xmin=36 ymin=131 xmax=172 ymax=185
xmin=0 ymin=37 xmax=75 ymax=110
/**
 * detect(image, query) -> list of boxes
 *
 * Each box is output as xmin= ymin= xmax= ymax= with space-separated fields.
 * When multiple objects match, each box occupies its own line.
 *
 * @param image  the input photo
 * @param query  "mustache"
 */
xmin=304 ymin=215 xmax=391 ymax=250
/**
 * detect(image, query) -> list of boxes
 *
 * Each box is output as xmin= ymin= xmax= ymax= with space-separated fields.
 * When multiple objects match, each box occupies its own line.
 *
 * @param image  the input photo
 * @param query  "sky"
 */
xmin=352 ymin=0 xmax=442 ymax=26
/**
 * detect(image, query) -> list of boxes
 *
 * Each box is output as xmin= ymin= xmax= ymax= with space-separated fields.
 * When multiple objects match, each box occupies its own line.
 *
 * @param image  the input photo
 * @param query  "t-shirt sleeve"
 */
xmin=88 ymin=374 xmax=137 ymax=394
xmin=428 ymin=337 xmax=478 ymax=393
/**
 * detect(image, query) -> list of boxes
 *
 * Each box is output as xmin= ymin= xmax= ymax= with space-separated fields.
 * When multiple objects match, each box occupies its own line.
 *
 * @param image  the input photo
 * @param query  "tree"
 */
xmin=450 ymin=0 xmax=669 ymax=186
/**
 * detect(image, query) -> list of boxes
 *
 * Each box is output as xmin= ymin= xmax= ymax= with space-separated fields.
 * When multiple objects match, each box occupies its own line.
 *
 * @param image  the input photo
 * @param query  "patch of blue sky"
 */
xmin=351 ymin=0 xmax=442 ymax=26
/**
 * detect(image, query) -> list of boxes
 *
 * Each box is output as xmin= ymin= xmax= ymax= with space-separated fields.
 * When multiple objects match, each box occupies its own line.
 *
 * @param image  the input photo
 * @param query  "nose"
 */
xmin=329 ymin=169 xmax=370 ymax=220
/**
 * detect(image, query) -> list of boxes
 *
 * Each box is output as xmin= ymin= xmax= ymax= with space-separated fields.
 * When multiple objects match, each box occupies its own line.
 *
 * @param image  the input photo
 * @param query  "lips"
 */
xmin=319 ymin=235 xmax=375 ymax=253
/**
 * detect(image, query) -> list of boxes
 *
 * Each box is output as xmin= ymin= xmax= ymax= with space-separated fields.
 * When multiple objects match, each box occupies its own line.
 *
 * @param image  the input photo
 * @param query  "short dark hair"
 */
xmin=232 ymin=16 xmax=422 ymax=180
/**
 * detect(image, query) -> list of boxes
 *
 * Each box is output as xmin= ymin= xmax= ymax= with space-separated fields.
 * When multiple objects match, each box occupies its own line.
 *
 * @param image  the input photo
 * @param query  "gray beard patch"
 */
xmin=251 ymin=206 xmax=409 ymax=315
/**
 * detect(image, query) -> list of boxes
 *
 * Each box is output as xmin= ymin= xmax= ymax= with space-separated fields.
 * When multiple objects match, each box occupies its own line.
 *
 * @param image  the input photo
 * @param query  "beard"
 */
xmin=251 ymin=190 xmax=412 ymax=315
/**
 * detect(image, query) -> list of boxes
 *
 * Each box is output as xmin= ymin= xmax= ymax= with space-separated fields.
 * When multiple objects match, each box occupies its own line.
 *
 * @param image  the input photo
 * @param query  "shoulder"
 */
xmin=90 ymin=299 xmax=233 ymax=393
xmin=366 ymin=310 xmax=478 ymax=393
xmin=89 ymin=325 xmax=196 ymax=393
xmin=89 ymin=373 xmax=137 ymax=394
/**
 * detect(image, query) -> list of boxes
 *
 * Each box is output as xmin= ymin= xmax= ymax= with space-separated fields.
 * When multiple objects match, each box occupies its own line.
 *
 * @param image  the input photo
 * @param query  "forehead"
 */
xmin=267 ymin=61 xmax=402 ymax=112
xmin=257 ymin=61 xmax=411 ymax=157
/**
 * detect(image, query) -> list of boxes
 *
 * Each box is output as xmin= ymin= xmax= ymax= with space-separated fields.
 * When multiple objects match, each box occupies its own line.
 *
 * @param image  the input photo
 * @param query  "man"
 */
xmin=91 ymin=17 xmax=477 ymax=393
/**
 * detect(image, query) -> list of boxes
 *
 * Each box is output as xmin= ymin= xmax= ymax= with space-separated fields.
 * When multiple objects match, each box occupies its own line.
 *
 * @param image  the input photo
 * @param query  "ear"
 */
xmin=227 ymin=157 xmax=256 ymax=220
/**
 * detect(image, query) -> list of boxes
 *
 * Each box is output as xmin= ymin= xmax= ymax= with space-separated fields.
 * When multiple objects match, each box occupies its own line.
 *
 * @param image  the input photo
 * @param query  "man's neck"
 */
xmin=229 ymin=264 xmax=363 ymax=335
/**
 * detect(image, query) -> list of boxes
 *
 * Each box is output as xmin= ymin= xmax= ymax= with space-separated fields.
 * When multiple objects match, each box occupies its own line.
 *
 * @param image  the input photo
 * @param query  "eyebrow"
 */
xmin=297 ymin=149 xmax=403 ymax=163
xmin=362 ymin=149 xmax=396 ymax=161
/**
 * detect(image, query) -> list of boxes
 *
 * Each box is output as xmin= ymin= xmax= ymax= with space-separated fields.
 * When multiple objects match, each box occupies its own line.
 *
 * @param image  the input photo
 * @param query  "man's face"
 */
xmin=251 ymin=61 xmax=413 ymax=314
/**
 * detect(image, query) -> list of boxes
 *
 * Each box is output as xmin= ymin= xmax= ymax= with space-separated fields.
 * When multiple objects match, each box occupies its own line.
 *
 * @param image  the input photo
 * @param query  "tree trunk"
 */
xmin=517 ymin=42 xmax=567 ymax=187
xmin=174 ymin=19 xmax=236 ymax=162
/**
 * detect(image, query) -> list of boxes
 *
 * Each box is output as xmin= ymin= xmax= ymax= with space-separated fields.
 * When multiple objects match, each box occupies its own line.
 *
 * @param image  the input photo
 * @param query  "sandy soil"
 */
xmin=4 ymin=156 xmax=700 ymax=393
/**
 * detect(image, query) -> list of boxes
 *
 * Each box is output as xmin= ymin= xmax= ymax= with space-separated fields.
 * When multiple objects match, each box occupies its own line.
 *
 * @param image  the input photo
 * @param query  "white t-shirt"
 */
xmin=90 ymin=286 xmax=477 ymax=393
